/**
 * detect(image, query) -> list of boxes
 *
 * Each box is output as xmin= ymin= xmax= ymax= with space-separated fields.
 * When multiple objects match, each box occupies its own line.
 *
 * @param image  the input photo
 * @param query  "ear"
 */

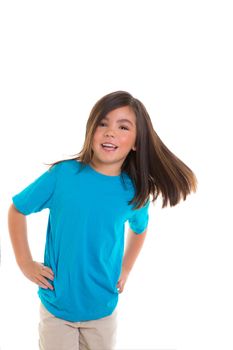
xmin=132 ymin=145 xmax=136 ymax=151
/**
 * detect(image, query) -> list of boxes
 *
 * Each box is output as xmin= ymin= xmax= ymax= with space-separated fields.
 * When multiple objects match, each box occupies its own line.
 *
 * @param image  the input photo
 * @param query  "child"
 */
xmin=8 ymin=90 xmax=197 ymax=350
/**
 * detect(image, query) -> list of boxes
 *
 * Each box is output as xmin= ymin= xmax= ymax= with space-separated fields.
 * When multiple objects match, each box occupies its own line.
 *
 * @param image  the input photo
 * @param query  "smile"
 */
xmin=101 ymin=143 xmax=118 ymax=152
xmin=101 ymin=144 xmax=118 ymax=152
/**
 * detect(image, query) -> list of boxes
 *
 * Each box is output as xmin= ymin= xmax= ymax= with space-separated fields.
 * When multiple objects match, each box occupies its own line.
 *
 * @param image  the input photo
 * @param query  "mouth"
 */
xmin=101 ymin=143 xmax=118 ymax=152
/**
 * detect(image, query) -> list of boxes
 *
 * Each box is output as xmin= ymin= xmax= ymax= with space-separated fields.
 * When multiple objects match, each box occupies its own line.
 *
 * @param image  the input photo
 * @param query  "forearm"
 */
xmin=8 ymin=203 xmax=33 ymax=268
xmin=122 ymin=227 xmax=147 ymax=275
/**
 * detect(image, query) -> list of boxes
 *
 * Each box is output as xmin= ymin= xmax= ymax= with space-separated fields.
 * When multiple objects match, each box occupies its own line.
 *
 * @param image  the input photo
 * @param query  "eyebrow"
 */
xmin=102 ymin=116 xmax=134 ymax=126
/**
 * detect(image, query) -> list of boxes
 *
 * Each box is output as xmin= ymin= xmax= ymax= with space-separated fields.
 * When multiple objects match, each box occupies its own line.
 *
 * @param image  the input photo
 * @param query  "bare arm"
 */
xmin=8 ymin=203 xmax=33 ymax=267
xmin=117 ymin=227 xmax=147 ymax=292
xmin=8 ymin=203 xmax=54 ymax=290
xmin=122 ymin=227 xmax=147 ymax=274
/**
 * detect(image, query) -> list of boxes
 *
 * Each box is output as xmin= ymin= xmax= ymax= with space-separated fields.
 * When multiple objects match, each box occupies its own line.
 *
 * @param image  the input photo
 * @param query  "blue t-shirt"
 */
xmin=12 ymin=160 xmax=150 ymax=322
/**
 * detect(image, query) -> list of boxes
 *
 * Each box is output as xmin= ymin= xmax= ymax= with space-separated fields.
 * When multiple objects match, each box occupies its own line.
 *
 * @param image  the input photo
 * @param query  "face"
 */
xmin=91 ymin=106 xmax=137 ymax=175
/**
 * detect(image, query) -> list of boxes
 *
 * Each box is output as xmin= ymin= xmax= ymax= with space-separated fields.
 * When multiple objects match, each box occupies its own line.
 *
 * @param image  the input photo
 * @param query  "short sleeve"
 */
xmin=12 ymin=163 xmax=60 ymax=215
xmin=128 ymin=199 xmax=150 ymax=234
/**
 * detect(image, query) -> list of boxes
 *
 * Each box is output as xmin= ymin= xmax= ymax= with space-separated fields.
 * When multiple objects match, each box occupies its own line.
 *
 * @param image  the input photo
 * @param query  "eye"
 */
xmin=98 ymin=122 xmax=129 ymax=131
xmin=99 ymin=122 xmax=106 ymax=127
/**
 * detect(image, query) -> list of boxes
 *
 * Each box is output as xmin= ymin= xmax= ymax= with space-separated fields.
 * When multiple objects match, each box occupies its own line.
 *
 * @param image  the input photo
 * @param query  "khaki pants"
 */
xmin=38 ymin=303 xmax=117 ymax=350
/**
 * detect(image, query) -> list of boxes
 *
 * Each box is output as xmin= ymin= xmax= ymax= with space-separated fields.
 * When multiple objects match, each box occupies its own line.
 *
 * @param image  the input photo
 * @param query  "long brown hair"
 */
xmin=47 ymin=91 xmax=197 ymax=209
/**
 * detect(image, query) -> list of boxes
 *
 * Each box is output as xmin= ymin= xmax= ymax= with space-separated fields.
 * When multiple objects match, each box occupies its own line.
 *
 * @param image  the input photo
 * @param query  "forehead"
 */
xmin=102 ymin=106 xmax=136 ymax=125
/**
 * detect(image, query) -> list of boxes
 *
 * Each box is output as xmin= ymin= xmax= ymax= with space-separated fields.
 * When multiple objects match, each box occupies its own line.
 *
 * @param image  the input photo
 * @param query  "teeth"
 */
xmin=102 ymin=143 xmax=117 ymax=148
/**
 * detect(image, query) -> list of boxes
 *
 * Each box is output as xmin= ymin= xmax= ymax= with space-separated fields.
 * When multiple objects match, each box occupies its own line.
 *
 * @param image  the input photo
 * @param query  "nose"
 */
xmin=104 ymin=127 xmax=115 ymax=138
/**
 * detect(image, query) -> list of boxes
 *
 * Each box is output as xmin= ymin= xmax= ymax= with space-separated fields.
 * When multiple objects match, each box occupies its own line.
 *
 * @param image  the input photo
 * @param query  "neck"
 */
xmin=89 ymin=160 xmax=121 ymax=176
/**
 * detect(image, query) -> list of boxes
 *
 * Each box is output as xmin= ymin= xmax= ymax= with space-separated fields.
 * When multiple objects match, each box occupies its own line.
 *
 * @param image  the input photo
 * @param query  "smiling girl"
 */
xmin=8 ymin=90 xmax=197 ymax=350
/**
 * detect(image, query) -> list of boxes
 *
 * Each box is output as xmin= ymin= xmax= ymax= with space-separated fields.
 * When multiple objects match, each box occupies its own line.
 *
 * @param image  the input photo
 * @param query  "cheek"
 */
xmin=92 ymin=130 xmax=101 ymax=144
xmin=120 ymin=135 xmax=136 ymax=147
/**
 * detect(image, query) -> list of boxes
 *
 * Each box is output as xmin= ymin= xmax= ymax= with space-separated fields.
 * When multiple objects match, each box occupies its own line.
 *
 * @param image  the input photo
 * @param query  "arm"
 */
xmin=8 ymin=203 xmax=33 ymax=267
xmin=117 ymin=227 xmax=147 ymax=293
xmin=122 ymin=227 xmax=147 ymax=274
xmin=8 ymin=203 xmax=54 ymax=290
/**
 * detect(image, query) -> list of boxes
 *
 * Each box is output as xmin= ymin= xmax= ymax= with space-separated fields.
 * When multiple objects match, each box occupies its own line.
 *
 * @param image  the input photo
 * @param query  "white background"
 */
xmin=1 ymin=1 xmax=233 ymax=349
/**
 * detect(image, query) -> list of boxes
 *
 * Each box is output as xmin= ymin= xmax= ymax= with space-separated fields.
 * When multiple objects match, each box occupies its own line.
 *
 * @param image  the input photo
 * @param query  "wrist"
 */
xmin=121 ymin=264 xmax=131 ymax=276
xmin=17 ymin=257 xmax=33 ymax=270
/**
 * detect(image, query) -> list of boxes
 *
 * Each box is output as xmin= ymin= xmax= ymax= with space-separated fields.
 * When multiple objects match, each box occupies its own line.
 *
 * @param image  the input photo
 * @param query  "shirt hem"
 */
xmin=38 ymin=291 xmax=118 ymax=322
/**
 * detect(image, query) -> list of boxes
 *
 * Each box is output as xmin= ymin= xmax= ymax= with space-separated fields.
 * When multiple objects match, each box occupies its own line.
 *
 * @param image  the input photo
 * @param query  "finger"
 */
xmin=40 ymin=265 xmax=54 ymax=280
xmin=37 ymin=276 xmax=54 ymax=290
xmin=119 ymin=281 xmax=125 ymax=293
xmin=44 ymin=266 xmax=54 ymax=276
xmin=40 ymin=264 xmax=54 ymax=275
xmin=40 ymin=269 xmax=54 ymax=281
xmin=34 ymin=277 xmax=49 ymax=289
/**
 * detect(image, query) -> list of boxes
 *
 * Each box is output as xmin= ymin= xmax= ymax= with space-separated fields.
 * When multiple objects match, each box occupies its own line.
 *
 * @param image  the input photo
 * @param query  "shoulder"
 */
xmin=48 ymin=159 xmax=80 ymax=175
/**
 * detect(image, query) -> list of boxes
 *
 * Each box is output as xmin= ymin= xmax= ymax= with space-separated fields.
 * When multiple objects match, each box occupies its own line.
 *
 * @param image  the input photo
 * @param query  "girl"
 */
xmin=8 ymin=90 xmax=197 ymax=350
